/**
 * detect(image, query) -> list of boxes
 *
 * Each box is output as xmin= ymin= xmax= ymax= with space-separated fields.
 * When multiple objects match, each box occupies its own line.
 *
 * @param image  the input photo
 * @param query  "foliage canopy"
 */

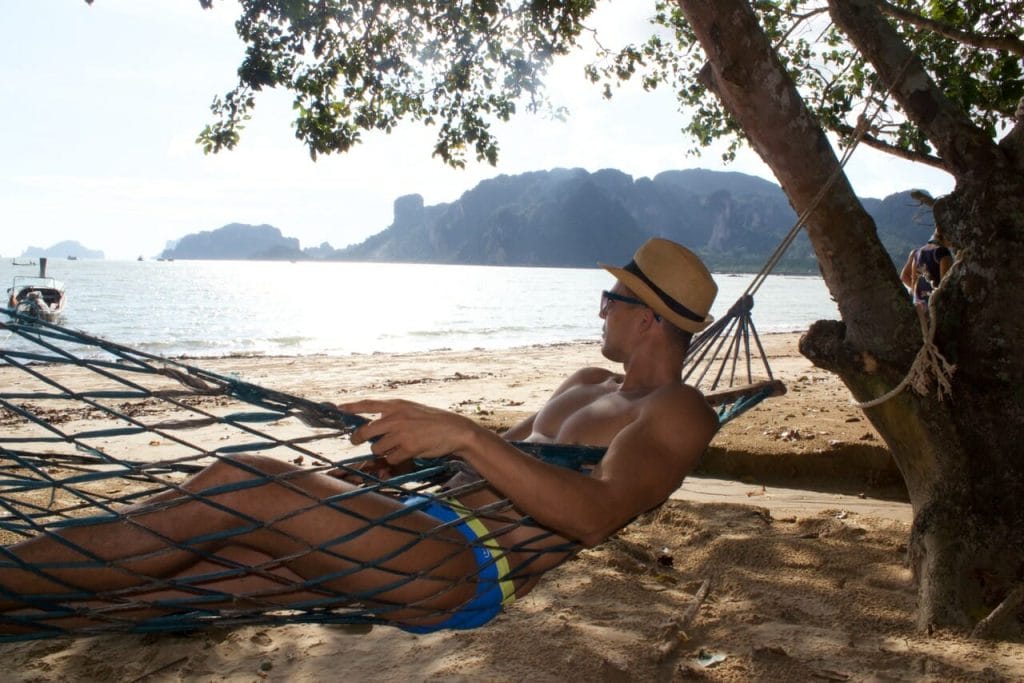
xmin=182 ymin=0 xmax=1024 ymax=173
xmin=191 ymin=0 xmax=597 ymax=166
xmin=89 ymin=1 xmax=1022 ymax=172
xmin=594 ymin=0 xmax=1023 ymax=167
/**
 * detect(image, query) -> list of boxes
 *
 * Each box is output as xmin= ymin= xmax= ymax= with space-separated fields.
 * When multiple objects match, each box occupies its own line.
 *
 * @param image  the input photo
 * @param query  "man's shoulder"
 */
xmin=566 ymin=366 xmax=621 ymax=385
xmin=645 ymin=382 xmax=718 ymax=425
xmin=653 ymin=380 xmax=711 ymax=403
xmin=548 ymin=366 xmax=621 ymax=401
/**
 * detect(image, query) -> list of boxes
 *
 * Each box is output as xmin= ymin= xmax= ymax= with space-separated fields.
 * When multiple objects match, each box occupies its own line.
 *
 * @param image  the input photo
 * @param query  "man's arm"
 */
xmin=939 ymin=252 xmax=953 ymax=280
xmin=900 ymin=251 xmax=916 ymax=289
xmin=516 ymin=386 xmax=717 ymax=545
xmin=339 ymin=387 xmax=717 ymax=547
xmin=500 ymin=415 xmax=536 ymax=441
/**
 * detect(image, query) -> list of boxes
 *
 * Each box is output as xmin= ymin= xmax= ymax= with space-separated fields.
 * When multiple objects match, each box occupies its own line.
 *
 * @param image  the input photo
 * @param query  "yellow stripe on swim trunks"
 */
xmin=445 ymin=498 xmax=516 ymax=604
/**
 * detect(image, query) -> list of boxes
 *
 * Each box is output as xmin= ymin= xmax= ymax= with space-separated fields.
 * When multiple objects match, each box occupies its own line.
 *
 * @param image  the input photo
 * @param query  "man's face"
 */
xmin=599 ymin=283 xmax=647 ymax=361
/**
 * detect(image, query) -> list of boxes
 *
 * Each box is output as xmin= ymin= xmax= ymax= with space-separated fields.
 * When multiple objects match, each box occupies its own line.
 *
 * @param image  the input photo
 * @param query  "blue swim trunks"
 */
xmin=398 ymin=495 xmax=515 ymax=633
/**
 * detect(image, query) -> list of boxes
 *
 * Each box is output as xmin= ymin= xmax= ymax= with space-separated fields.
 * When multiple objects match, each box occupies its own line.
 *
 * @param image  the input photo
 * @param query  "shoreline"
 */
xmin=168 ymin=337 xmax=602 ymax=361
xmin=146 ymin=327 xmax=823 ymax=363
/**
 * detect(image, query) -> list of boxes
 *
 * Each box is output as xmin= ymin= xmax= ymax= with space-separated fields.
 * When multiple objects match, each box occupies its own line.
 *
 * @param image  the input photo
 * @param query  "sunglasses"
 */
xmin=600 ymin=290 xmax=661 ymax=321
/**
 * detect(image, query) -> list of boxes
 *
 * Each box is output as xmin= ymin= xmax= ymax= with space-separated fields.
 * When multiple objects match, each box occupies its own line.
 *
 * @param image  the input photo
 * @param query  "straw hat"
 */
xmin=600 ymin=238 xmax=717 ymax=333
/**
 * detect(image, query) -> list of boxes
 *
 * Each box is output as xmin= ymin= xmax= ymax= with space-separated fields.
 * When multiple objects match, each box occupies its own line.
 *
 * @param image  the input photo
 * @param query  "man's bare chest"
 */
xmin=531 ymin=380 xmax=642 ymax=446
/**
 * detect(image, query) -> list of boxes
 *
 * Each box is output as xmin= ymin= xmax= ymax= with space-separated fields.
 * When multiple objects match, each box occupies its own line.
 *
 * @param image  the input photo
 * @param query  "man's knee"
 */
xmin=197 ymin=454 xmax=300 ymax=488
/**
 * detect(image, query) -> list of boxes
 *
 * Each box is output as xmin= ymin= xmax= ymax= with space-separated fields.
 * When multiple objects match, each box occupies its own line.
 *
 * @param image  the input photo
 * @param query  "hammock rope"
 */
xmin=852 ymin=274 xmax=957 ymax=409
xmin=675 ymin=53 xmax=910 ymax=414
xmin=682 ymin=293 xmax=784 ymax=420
xmin=0 ymin=299 xmax=776 ymax=641
xmin=684 ymin=52 xmax=926 ymax=416
xmin=0 ymin=309 xmax=604 ymax=641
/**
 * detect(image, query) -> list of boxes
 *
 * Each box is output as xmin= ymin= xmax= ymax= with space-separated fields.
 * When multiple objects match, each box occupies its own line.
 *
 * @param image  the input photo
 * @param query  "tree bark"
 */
xmin=677 ymin=0 xmax=1024 ymax=635
xmin=831 ymin=0 xmax=1024 ymax=633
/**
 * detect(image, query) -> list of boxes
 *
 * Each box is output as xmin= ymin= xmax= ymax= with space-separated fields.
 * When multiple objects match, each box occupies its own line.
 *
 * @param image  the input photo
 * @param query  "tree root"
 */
xmin=971 ymin=583 xmax=1024 ymax=640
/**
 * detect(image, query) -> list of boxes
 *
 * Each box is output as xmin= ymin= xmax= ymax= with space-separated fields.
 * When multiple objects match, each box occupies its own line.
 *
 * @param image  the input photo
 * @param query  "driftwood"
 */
xmin=656 ymin=578 xmax=711 ymax=681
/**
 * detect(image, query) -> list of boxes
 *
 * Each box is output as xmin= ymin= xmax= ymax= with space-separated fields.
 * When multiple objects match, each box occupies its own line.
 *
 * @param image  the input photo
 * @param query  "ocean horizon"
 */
xmin=1 ymin=259 xmax=838 ymax=358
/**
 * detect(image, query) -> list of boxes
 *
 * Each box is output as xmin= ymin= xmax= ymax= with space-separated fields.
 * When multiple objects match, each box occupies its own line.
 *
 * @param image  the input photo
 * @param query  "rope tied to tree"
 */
xmin=853 ymin=256 xmax=960 ymax=409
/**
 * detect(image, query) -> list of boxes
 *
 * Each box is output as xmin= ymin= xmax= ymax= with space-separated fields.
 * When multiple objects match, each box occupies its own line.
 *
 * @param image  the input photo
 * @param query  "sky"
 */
xmin=1 ymin=1 xmax=956 ymax=261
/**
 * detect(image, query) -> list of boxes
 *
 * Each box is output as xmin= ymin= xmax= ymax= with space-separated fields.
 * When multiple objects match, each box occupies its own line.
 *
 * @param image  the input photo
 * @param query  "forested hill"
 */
xmin=160 ymin=168 xmax=935 ymax=272
xmin=333 ymin=168 xmax=934 ymax=272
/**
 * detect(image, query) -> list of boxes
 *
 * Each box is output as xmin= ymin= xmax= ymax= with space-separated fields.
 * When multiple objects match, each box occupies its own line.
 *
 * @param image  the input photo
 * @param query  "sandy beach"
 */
xmin=2 ymin=332 xmax=1022 ymax=681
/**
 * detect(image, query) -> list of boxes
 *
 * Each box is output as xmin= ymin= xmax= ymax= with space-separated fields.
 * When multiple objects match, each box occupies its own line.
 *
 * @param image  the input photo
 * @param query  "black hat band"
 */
xmin=623 ymin=260 xmax=705 ymax=323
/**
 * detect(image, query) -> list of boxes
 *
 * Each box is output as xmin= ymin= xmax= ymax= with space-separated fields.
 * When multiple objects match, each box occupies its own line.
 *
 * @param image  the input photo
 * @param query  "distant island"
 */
xmin=149 ymin=167 xmax=932 ymax=272
xmin=20 ymin=240 xmax=104 ymax=260
xmin=159 ymin=223 xmax=302 ymax=261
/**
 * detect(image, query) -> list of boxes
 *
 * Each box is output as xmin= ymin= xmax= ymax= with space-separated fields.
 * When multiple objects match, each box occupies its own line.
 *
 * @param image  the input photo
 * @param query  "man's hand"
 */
xmin=335 ymin=399 xmax=481 ymax=466
xmin=326 ymin=455 xmax=413 ymax=484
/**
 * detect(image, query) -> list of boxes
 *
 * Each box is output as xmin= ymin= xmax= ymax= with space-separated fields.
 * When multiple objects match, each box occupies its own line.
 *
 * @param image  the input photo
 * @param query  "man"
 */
xmin=0 ymin=238 xmax=719 ymax=635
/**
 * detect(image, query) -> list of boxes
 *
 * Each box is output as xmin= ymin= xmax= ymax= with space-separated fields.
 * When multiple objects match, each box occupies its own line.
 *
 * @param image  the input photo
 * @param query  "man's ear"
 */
xmin=638 ymin=309 xmax=660 ymax=331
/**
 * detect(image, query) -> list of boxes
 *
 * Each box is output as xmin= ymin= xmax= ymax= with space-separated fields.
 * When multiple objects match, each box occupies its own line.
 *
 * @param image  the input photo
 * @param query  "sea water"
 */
xmin=0 ymin=259 xmax=838 ymax=358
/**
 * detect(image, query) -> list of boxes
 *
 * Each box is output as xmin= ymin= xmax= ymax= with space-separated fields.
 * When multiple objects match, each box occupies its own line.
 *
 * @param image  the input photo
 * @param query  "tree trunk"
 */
xmin=677 ymin=0 xmax=1024 ymax=636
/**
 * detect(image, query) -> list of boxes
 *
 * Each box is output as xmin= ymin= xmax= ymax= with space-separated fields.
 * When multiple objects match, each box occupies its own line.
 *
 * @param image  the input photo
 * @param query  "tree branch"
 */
xmin=828 ymin=0 xmax=1004 ymax=178
xmin=678 ymin=0 xmax=918 ymax=359
xmin=998 ymin=96 xmax=1024 ymax=171
xmin=773 ymin=5 xmax=831 ymax=46
xmin=833 ymin=123 xmax=946 ymax=169
xmin=874 ymin=0 xmax=1024 ymax=57
xmin=656 ymin=578 xmax=711 ymax=676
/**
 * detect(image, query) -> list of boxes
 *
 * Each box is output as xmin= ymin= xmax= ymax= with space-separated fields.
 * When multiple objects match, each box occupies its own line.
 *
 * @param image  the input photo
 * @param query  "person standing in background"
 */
xmin=901 ymin=228 xmax=953 ymax=313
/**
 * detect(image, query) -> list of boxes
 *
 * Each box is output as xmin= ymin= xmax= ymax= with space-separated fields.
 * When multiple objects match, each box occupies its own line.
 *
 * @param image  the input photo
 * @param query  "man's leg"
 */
xmin=0 ymin=454 xmax=479 ymax=624
xmin=0 ymin=545 xmax=331 ymax=633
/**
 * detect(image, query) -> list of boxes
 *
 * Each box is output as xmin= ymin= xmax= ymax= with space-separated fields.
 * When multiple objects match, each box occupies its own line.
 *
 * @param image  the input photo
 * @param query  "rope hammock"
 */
xmin=0 ymin=309 xmax=580 ymax=639
xmin=0 ymin=288 xmax=783 ymax=642
xmin=0 ymin=41 xmax=921 ymax=645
